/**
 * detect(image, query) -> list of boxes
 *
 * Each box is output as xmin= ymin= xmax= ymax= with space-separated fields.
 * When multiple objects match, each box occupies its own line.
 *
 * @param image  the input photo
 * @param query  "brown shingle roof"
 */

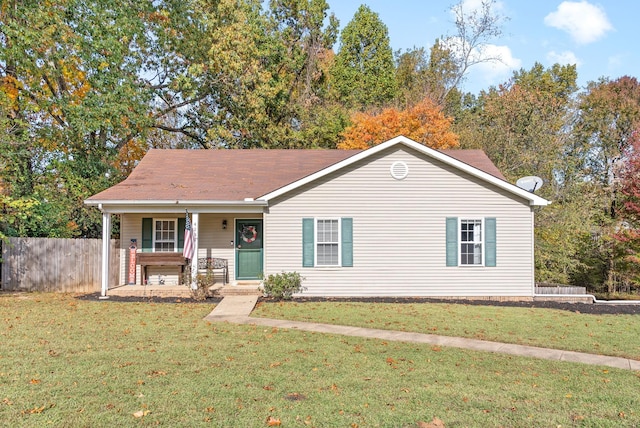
xmin=440 ymin=149 xmax=506 ymax=180
xmin=87 ymin=147 xmax=505 ymax=203
xmin=88 ymin=149 xmax=361 ymax=202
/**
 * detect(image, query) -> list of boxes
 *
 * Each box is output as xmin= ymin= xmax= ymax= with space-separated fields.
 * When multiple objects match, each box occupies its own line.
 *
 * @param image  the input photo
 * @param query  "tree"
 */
xmin=460 ymin=63 xmax=577 ymax=183
xmin=265 ymin=0 xmax=343 ymax=148
xmin=610 ymin=130 xmax=640 ymax=291
xmin=439 ymin=0 xmax=507 ymax=100
xmin=330 ymin=5 xmax=396 ymax=110
xmin=338 ymin=98 xmax=458 ymax=150
xmin=571 ymin=76 xmax=640 ymax=188
xmin=568 ymin=76 xmax=640 ymax=292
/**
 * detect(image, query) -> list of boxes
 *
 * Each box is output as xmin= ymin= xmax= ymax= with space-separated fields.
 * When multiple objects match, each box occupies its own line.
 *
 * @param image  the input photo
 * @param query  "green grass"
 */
xmin=253 ymin=300 xmax=640 ymax=360
xmin=0 ymin=293 xmax=638 ymax=427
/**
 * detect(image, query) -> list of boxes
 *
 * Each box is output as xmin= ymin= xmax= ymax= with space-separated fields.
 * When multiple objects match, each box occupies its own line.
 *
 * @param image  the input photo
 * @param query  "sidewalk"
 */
xmin=204 ymin=295 xmax=640 ymax=371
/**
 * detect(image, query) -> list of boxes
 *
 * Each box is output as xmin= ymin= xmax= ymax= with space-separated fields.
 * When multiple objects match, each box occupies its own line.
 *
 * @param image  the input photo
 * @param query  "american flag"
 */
xmin=183 ymin=210 xmax=195 ymax=260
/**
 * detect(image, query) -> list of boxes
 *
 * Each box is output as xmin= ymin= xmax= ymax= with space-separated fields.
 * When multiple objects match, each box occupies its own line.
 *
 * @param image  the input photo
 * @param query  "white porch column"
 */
xmin=100 ymin=211 xmax=111 ymax=298
xmin=189 ymin=212 xmax=199 ymax=289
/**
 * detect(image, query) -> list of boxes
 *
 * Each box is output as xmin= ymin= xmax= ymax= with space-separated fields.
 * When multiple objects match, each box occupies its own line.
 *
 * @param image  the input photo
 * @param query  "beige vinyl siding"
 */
xmin=119 ymin=213 xmax=240 ymax=285
xmin=264 ymin=146 xmax=535 ymax=297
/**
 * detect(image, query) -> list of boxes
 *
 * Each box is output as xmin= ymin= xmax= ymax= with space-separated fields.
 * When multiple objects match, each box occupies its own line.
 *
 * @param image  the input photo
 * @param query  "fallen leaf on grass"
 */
xmin=22 ymin=404 xmax=55 ymax=415
xmin=133 ymin=410 xmax=150 ymax=418
xmin=266 ymin=416 xmax=281 ymax=426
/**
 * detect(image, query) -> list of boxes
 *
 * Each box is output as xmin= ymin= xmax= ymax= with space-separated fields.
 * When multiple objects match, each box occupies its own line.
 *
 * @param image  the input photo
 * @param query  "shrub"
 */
xmin=183 ymin=266 xmax=216 ymax=301
xmin=261 ymin=271 xmax=305 ymax=300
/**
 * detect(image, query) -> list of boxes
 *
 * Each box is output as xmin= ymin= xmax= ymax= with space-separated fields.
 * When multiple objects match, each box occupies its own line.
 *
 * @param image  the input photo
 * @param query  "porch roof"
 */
xmin=86 ymin=140 xmax=509 ymax=206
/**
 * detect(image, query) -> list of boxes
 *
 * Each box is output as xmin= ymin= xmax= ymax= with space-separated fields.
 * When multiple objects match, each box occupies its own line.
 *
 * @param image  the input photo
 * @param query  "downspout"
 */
xmin=531 ymin=207 xmax=536 ymax=298
xmin=100 ymin=206 xmax=110 ymax=299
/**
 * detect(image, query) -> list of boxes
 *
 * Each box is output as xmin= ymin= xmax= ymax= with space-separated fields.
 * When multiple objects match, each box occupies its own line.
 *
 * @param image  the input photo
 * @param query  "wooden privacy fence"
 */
xmin=535 ymin=284 xmax=587 ymax=295
xmin=1 ymin=238 xmax=120 ymax=293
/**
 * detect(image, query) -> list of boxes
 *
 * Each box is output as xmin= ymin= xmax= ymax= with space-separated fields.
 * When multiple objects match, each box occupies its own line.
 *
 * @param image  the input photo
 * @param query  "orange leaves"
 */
xmin=266 ymin=416 xmax=281 ymax=426
xmin=338 ymin=98 xmax=459 ymax=150
xmin=0 ymin=75 xmax=20 ymax=103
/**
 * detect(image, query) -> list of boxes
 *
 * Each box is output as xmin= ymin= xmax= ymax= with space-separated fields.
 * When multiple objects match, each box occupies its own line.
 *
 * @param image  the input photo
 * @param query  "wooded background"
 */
xmin=2 ymin=0 xmax=640 ymax=294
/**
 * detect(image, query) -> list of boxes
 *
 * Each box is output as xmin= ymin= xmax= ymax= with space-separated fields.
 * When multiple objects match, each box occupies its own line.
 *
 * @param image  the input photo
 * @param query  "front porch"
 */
xmin=106 ymin=282 xmax=262 ymax=298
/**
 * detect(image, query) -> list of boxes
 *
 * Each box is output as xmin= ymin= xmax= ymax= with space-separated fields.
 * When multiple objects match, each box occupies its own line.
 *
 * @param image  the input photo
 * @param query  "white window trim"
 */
xmin=315 ymin=218 xmax=342 ymax=267
xmin=153 ymin=218 xmax=178 ymax=252
xmin=459 ymin=218 xmax=484 ymax=267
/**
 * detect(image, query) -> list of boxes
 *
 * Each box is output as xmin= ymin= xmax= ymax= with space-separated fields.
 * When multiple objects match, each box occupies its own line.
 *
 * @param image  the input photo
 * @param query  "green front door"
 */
xmin=236 ymin=219 xmax=263 ymax=280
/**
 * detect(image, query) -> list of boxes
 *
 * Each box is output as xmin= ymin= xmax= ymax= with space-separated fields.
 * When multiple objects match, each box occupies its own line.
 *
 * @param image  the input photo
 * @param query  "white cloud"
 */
xmin=547 ymin=50 xmax=582 ymax=66
xmin=441 ymin=36 xmax=521 ymax=89
xmin=473 ymin=44 xmax=522 ymax=84
xmin=544 ymin=1 xmax=613 ymax=44
xmin=456 ymin=0 xmax=505 ymax=16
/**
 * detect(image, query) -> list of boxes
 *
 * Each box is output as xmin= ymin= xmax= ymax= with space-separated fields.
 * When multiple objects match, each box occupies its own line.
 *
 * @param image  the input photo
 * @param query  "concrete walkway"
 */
xmin=204 ymin=295 xmax=640 ymax=371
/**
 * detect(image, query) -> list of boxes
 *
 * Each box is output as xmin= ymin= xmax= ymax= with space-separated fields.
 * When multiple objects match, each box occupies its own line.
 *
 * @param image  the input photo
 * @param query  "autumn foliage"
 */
xmin=338 ymin=98 xmax=459 ymax=150
xmin=614 ymin=130 xmax=640 ymax=275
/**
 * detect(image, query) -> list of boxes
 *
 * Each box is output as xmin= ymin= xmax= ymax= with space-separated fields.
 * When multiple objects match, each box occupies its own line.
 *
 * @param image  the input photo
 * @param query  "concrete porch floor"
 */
xmin=107 ymin=282 xmax=261 ymax=298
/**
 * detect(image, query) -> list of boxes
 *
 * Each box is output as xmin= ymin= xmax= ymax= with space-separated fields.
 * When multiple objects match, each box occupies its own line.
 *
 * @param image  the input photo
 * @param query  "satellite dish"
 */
xmin=516 ymin=176 xmax=544 ymax=193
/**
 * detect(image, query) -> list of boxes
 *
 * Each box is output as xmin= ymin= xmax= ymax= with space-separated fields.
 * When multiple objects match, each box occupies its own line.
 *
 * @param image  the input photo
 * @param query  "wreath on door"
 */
xmin=241 ymin=225 xmax=257 ymax=243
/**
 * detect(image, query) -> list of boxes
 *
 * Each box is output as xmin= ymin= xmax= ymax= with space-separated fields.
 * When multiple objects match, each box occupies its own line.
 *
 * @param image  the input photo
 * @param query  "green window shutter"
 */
xmin=142 ymin=218 xmax=153 ymax=252
xmin=446 ymin=217 xmax=458 ymax=266
xmin=341 ymin=217 xmax=353 ymax=267
xmin=177 ymin=217 xmax=186 ymax=252
xmin=485 ymin=217 xmax=496 ymax=267
xmin=302 ymin=218 xmax=314 ymax=267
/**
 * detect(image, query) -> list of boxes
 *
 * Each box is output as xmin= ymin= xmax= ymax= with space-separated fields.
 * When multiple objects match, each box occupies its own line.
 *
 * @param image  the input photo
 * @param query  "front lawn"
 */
xmin=0 ymin=293 xmax=638 ymax=427
xmin=253 ymin=300 xmax=640 ymax=360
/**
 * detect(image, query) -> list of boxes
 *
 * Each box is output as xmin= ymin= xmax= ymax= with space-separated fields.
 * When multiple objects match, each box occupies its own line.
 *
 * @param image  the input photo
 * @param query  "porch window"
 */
xmin=154 ymin=219 xmax=177 ymax=252
xmin=316 ymin=219 xmax=340 ymax=266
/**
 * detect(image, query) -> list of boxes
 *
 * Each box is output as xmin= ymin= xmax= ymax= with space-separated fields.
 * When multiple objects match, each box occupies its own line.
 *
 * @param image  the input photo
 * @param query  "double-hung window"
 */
xmin=460 ymin=219 xmax=483 ymax=265
xmin=446 ymin=217 xmax=496 ymax=267
xmin=302 ymin=217 xmax=353 ymax=267
xmin=154 ymin=219 xmax=177 ymax=252
xmin=316 ymin=219 xmax=340 ymax=266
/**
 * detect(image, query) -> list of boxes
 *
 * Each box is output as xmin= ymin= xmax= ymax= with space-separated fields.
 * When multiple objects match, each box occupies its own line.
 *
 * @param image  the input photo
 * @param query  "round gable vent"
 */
xmin=390 ymin=161 xmax=409 ymax=180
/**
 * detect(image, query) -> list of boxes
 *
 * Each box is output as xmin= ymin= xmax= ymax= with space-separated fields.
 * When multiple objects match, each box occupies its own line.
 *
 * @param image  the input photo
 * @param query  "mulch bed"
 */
xmin=76 ymin=293 xmax=640 ymax=315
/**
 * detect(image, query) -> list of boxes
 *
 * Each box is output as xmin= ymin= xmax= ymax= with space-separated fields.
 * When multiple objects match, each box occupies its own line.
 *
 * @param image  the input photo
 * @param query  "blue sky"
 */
xmin=328 ymin=0 xmax=635 ymax=94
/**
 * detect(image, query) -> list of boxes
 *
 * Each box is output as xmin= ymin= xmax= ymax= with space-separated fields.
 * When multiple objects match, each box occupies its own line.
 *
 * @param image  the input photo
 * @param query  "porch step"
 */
xmin=217 ymin=282 xmax=262 ymax=297
xmin=108 ymin=285 xmax=192 ymax=298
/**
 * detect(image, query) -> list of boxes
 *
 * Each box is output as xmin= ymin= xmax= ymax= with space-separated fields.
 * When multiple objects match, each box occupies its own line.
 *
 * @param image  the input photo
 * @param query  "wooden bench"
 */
xmin=198 ymin=257 xmax=229 ymax=285
xmin=137 ymin=252 xmax=188 ymax=285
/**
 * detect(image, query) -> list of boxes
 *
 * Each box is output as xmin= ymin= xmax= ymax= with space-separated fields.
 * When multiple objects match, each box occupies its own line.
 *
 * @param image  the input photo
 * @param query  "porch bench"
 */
xmin=197 ymin=257 xmax=229 ymax=285
xmin=137 ymin=252 xmax=188 ymax=285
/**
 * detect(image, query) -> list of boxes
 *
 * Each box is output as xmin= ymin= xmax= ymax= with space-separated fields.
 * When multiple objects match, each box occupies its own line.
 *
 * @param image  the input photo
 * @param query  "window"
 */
xmin=154 ymin=219 xmax=177 ymax=252
xmin=460 ymin=219 xmax=483 ymax=265
xmin=446 ymin=217 xmax=496 ymax=267
xmin=316 ymin=219 xmax=340 ymax=266
xmin=302 ymin=217 xmax=353 ymax=267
